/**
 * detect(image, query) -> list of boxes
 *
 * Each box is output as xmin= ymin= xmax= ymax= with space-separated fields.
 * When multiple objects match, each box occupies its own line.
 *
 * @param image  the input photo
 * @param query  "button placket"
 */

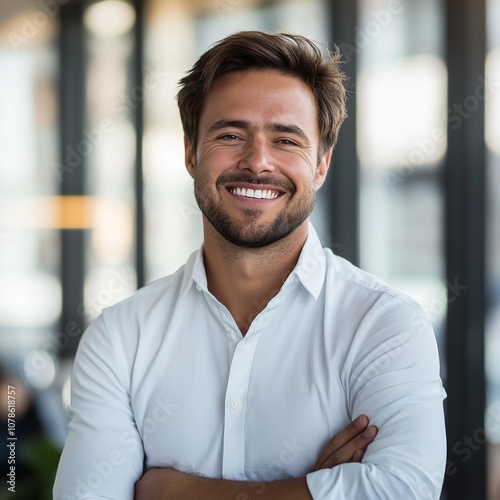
xmin=222 ymin=332 xmax=261 ymax=479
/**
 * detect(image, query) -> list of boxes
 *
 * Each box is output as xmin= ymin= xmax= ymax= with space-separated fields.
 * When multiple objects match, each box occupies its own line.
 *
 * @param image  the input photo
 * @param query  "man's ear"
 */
xmin=184 ymin=135 xmax=196 ymax=178
xmin=315 ymin=148 xmax=332 ymax=189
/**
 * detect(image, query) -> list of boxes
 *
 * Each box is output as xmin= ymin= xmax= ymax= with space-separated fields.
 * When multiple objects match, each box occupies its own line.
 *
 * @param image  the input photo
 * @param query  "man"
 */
xmin=54 ymin=31 xmax=446 ymax=499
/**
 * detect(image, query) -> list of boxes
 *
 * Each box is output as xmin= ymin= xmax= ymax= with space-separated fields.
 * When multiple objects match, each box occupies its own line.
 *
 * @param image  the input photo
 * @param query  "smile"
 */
xmin=228 ymin=187 xmax=281 ymax=200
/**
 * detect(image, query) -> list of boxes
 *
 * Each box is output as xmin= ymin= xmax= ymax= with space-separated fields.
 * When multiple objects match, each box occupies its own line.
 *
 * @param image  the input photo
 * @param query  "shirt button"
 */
xmin=230 ymin=400 xmax=240 ymax=409
xmin=195 ymin=284 xmax=202 ymax=291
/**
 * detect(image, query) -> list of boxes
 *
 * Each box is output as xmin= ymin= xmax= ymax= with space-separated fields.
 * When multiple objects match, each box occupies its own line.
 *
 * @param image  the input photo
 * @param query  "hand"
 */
xmin=134 ymin=416 xmax=378 ymax=499
xmin=313 ymin=414 xmax=378 ymax=471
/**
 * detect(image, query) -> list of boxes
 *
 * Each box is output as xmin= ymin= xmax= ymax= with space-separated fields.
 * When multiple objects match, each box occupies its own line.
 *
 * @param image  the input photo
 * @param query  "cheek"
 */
xmin=196 ymin=150 xmax=237 ymax=179
xmin=291 ymin=167 xmax=318 ymax=190
xmin=194 ymin=161 xmax=224 ymax=194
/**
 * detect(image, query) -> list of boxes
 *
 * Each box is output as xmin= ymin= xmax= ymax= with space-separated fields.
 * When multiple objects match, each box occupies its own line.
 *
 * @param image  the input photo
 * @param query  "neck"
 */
xmin=202 ymin=219 xmax=309 ymax=335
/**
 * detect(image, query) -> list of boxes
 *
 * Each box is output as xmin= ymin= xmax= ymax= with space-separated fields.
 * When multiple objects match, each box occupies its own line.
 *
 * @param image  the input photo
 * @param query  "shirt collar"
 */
xmin=290 ymin=222 xmax=326 ymax=300
xmin=177 ymin=247 xmax=206 ymax=298
xmin=182 ymin=222 xmax=327 ymax=300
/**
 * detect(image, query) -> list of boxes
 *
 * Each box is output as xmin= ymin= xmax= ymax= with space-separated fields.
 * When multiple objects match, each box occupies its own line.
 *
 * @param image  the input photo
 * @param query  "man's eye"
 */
xmin=277 ymin=139 xmax=296 ymax=145
xmin=220 ymin=134 xmax=240 ymax=140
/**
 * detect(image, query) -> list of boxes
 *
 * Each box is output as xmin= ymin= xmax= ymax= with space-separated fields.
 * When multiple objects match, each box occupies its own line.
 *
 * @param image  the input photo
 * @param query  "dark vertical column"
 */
xmin=444 ymin=0 xmax=486 ymax=498
xmin=133 ymin=0 xmax=145 ymax=288
xmin=326 ymin=0 xmax=359 ymax=265
xmin=59 ymin=0 xmax=86 ymax=357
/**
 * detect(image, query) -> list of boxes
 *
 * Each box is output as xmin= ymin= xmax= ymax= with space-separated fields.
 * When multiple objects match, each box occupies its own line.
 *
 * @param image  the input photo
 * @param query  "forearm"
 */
xmin=134 ymin=469 xmax=312 ymax=500
xmin=135 ymin=416 xmax=377 ymax=500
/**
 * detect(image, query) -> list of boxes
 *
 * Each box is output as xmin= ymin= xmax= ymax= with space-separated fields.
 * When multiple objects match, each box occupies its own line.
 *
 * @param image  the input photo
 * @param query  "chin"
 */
xmin=218 ymin=221 xmax=303 ymax=249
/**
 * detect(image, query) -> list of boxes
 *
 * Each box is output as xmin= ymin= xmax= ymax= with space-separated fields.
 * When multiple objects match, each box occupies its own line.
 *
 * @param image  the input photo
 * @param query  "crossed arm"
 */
xmin=54 ymin=298 xmax=446 ymax=499
xmin=134 ymin=415 xmax=378 ymax=499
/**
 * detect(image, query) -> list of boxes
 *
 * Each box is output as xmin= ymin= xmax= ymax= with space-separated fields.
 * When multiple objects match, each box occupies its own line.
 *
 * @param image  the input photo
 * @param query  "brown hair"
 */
xmin=176 ymin=31 xmax=347 ymax=159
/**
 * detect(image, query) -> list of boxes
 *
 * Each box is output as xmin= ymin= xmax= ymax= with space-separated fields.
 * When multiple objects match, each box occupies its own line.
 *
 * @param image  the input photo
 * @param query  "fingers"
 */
xmin=351 ymin=449 xmax=365 ymax=462
xmin=313 ymin=415 xmax=378 ymax=471
xmin=319 ymin=424 xmax=377 ymax=470
xmin=313 ymin=415 xmax=367 ymax=470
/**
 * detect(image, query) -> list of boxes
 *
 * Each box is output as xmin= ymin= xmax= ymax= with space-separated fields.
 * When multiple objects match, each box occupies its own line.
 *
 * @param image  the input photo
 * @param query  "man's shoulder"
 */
xmin=326 ymin=251 xmax=395 ymax=295
xmin=324 ymin=251 xmax=424 ymax=315
xmin=324 ymin=253 xmax=436 ymax=362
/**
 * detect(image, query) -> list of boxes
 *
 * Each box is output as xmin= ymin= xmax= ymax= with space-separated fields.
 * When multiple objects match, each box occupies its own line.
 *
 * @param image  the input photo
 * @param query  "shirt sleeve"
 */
xmin=306 ymin=295 xmax=447 ymax=499
xmin=53 ymin=313 xmax=144 ymax=500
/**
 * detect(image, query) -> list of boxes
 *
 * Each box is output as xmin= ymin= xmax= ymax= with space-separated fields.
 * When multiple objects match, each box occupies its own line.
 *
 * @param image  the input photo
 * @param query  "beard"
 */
xmin=193 ymin=169 xmax=317 ymax=248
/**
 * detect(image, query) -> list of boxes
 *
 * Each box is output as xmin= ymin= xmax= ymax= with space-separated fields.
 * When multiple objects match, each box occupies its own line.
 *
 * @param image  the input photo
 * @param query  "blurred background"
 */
xmin=0 ymin=0 xmax=498 ymax=498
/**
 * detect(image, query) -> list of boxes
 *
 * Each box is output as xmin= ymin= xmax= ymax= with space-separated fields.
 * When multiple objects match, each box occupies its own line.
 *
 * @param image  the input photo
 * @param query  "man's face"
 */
xmin=185 ymin=69 xmax=331 ymax=248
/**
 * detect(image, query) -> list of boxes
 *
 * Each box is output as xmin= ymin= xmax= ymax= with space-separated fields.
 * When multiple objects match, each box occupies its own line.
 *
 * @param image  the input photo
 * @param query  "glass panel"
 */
xmin=0 ymin=2 xmax=63 ymax=448
xmin=357 ymin=0 xmax=446 ymax=352
xmin=486 ymin=1 xmax=500 ymax=498
xmin=356 ymin=8 xmax=447 ymax=495
xmin=82 ymin=0 xmax=137 ymax=322
xmin=144 ymin=0 xmax=329 ymax=283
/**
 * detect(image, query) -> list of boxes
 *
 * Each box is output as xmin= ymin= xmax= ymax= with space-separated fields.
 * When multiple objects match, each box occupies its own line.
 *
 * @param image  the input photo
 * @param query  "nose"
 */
xmin=237 ymin=137 xmax=275 ymax=175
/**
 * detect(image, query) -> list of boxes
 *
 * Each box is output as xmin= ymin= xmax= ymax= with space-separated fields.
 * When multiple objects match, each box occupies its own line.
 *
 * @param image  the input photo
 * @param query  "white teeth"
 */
xmin=230 ymin=187 xmax=279 ymax=199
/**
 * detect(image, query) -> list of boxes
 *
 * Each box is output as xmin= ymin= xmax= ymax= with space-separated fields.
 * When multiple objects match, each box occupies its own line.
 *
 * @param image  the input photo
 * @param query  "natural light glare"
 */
xmin=0 ymin=196 xmax=94 ymax=229
xmin=144 ymin=128 xmax=203 ymax=278
xmin=0 ymin=56 xmax=36 ymax=191
xmin=0 ymin=273 xmax=61 ymax=327
xmin=23 ymin=350 xmax=57 ymax=390
xmin=84 ymin=0 xmax=135 ymax=38
xmin=83 ymin=265 xmax=136 ymax=321
xmin=62 ymin=376 xmax=71 ymax=409
xmin=486 ymin=47 xmax=500 ymax=154
xmin=358 ymin=55 xmax=447 ymax=170
xmin=90 ymin=198 xmax=134 ymax=262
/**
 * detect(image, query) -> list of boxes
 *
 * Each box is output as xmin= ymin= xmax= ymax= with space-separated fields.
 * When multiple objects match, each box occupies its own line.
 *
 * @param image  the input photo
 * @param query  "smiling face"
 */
xmin=185 ymin=70 xmax=332 ymax=248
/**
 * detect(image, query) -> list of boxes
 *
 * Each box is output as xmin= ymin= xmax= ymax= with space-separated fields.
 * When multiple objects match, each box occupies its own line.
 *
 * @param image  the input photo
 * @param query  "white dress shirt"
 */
xmin=53 ymin=224 xmax=446 ymax=499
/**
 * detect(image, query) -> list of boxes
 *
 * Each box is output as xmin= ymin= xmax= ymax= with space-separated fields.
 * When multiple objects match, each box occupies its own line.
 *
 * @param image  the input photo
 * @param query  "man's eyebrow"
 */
xmin=206 ymin=120 xmax=311 ymax=144
xmin=206 ymin=120 xmax=250 ymax=135
xmin=267 ymin=123 xmax=310 ymax=144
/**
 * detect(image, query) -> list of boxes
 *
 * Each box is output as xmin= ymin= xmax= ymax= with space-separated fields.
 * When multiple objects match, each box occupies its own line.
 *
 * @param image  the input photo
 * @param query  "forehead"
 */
xmin=200 ymin=70 xmax=318 ymax=134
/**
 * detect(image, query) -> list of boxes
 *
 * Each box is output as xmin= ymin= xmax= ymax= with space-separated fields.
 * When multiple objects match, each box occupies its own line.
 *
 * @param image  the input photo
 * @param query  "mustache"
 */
xmin=216 ymin=172 xmax=295 ymax=193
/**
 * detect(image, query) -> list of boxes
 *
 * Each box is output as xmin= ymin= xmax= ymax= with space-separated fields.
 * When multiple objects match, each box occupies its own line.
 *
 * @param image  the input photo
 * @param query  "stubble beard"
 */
xmin=193 ymin=168 xmax=317 ymax=249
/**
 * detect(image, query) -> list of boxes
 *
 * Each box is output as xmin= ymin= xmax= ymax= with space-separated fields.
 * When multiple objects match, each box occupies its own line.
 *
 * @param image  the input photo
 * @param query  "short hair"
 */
xmin=176 ymin=31 xmax=347 ymax=159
